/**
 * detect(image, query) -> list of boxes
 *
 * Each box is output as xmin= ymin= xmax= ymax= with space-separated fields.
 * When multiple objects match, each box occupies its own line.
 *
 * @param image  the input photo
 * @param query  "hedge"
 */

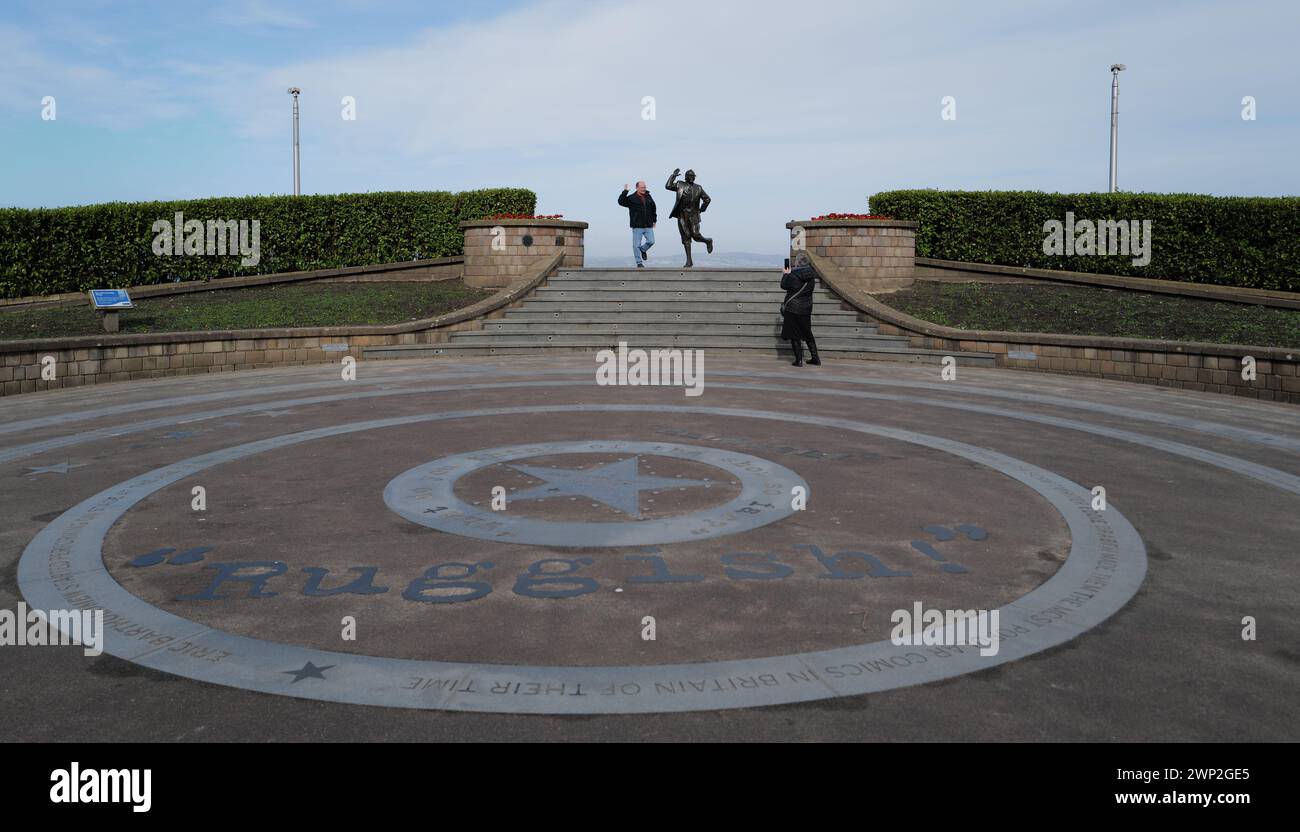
xmin=0 ymin=188 xmax=536 ymax=298
xmin=867 ymin=190 xmax=1300 ymax=293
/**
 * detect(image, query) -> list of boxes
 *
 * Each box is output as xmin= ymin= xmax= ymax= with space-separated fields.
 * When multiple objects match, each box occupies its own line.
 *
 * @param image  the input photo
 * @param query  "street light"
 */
xmin=1109 ymin=64 xmax=1125 ymax=193
xmin=287 ymin=87 xmax=301 ymax=196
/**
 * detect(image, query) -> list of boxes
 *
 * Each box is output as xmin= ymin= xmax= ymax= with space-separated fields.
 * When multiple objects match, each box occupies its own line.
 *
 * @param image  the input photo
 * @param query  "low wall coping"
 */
xmin=0 ymin=256 xmax=465 ymax=311
xmin=459 ymin=219 xmax=589 ymax=230
xmin=0 ymin=252 xmax=563 ymax=355
xmin=917 ymin=257 xmax=1300 ymax=310
xmin=785 ymin=219 xmax=919 ymax=230
xmin=808 ymin=251 xmax=1299 ymax=362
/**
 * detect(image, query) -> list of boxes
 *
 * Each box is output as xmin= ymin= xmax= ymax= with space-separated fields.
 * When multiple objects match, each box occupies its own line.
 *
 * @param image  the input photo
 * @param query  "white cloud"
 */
xmin=214 ymin=0 xmax=317 ymax=31
xmin=0 ymin=24 xmax=196 ymax=126
xmin=3 ymin=0 xmax=1298 ymax=252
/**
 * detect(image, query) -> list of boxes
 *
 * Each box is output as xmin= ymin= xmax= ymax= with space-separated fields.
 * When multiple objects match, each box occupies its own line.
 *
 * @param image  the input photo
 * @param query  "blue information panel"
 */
xmin=89 ymin=289 xmax=133 ymax=309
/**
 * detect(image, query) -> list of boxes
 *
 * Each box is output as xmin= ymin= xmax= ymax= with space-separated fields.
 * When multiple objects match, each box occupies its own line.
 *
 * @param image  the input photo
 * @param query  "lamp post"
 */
xmin=1108 ymin=64 xmax=1125 ymax=193
xmin=288 ymin=87 xmax=301 ymax=196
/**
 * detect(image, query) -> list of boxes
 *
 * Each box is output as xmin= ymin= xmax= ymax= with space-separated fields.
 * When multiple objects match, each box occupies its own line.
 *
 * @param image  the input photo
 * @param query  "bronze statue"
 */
xmin=665 ymin=168 xmax=713 ymax=267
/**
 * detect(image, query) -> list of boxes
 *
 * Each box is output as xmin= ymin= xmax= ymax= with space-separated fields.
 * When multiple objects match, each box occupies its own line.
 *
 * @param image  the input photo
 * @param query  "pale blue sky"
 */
xmin=2 ymin=0 xmax=1297 ymax=257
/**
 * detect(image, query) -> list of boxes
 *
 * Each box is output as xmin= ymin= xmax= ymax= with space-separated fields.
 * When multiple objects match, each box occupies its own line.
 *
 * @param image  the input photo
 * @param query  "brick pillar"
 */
xmin=458 ymin=219 xmax=587 ymax=288
xmin=786 ymin=218 xmax=918 ymax=292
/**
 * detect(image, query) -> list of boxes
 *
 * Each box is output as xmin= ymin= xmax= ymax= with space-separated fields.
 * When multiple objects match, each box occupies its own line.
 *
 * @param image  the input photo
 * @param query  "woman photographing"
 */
xmin=780 ymin=254 xmax=820 ymax=366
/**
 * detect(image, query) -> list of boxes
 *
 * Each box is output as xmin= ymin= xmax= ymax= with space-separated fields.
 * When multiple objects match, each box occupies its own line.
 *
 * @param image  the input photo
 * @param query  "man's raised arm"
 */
xmin=665 ymin=169 xmax=680 ymax=191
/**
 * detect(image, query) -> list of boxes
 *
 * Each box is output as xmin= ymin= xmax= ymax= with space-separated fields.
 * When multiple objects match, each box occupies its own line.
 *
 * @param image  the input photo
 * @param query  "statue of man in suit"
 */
xmin=665 ymin=168 xmax=713 ymax=267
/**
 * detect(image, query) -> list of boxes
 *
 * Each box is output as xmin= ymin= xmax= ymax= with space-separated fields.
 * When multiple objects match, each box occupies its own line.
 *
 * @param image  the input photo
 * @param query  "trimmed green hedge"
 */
xmin=867 ymin=190 xmax=1300 ymax=293
xmin=0 ymin=188 xmax=536 ymax=298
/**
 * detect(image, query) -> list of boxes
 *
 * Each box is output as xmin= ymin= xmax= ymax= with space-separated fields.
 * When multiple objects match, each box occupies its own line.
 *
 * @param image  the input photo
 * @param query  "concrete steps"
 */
xmin=361 ymin=267 xmax=995 ymax=366
xmin=475 ymin=321 xmax=887 ymax=336
xmin=549 ymin=268 xmax=774 ymax=280
xmin=546 ymin=279 xmax=782 ymax=290
xmin=535 ymin=290 xmax=825 ymax=302
xmin=450 ymin=333 xmax=911 ymax=349
xmin=501 ymin=311 xmax=868 ymax=324
xmin=365 ymin=341 xmax=992 ymax=365
xmin=519 ymin=301 xmax=849 ymax=313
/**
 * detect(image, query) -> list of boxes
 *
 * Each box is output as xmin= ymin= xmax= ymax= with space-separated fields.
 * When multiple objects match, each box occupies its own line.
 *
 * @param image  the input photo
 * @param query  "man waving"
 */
xmin=618 ymin=181 xmax=657 ymax=268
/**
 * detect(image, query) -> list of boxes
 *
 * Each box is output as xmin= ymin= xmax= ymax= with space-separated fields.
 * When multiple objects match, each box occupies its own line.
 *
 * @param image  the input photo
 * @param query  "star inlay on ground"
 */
xmin=283 ymin=661 xmax=334 ymax=683
xmin=506 ymin=456 xmax=711 ymax=518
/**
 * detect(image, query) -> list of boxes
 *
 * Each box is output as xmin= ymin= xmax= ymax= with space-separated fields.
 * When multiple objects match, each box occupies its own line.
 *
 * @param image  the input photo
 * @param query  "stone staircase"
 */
xmin=364 ymin=268 xmax=994 ymax=365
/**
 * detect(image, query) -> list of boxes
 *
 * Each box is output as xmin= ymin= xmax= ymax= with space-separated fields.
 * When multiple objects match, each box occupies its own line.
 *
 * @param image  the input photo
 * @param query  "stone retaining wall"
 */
xmin=0 ymin=257 xmax=464 ymax=312
xmin=808 ymin=251 xmax=1300 ymax=404
xmin=0 ymin=252 xmax=564 ymax=397
xmin=914 ymin=257 xmax=1300 ymax=309
xmin=0 ymin=327 xmax=481 ymax=395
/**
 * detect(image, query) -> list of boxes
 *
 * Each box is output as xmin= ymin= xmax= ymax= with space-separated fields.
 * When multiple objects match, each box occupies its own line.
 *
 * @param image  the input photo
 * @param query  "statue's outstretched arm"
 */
xmin=665 ymin=170 xmax=679 ymax=191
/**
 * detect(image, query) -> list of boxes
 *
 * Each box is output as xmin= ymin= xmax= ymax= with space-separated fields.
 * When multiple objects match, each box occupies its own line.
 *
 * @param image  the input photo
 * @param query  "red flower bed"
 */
xmin=809 ymin=213 xmax=893 ymax=221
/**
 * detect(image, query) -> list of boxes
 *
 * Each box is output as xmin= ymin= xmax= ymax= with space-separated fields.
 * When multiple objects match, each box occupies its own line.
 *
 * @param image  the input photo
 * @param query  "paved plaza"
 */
xmin=1 ymin=354 xmax=1296 ymax=740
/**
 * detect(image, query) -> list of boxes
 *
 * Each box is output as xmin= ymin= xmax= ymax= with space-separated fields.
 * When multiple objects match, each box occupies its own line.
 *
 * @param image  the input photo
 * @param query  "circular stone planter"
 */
xmin=459 ymin=218 xmax=588 ymax=288
xmin=786 ymin=218 xmax=919 ymax=291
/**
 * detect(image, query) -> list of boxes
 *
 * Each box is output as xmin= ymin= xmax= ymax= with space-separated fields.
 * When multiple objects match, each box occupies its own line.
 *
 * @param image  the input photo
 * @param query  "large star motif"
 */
xmin=283 ymin=661 xmax=334 ymax=683
xmin=506 ymin=456 xmax=710 ymax=519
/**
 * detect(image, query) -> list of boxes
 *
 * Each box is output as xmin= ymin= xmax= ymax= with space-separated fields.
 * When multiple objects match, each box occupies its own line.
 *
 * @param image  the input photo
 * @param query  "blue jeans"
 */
xmin=632 ymin=227 xmax=654 ymax=264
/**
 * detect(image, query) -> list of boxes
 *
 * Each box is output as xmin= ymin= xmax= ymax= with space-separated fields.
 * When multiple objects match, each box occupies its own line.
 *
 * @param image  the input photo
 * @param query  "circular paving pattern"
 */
xmin=384 ymin=440 xmax=807 ymax=546
xmin=8 ymin=356 xmax=1299 ymax=722
xmin=19 ymin=400 xmax=1147 ymax=713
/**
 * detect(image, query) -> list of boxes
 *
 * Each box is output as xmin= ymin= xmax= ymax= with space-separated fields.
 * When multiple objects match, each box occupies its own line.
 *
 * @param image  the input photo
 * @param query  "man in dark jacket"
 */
xmin=618 ymin=182 xmax=657 ymax=267
xmin=780 ymin=255 xmax=820 ymax=366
